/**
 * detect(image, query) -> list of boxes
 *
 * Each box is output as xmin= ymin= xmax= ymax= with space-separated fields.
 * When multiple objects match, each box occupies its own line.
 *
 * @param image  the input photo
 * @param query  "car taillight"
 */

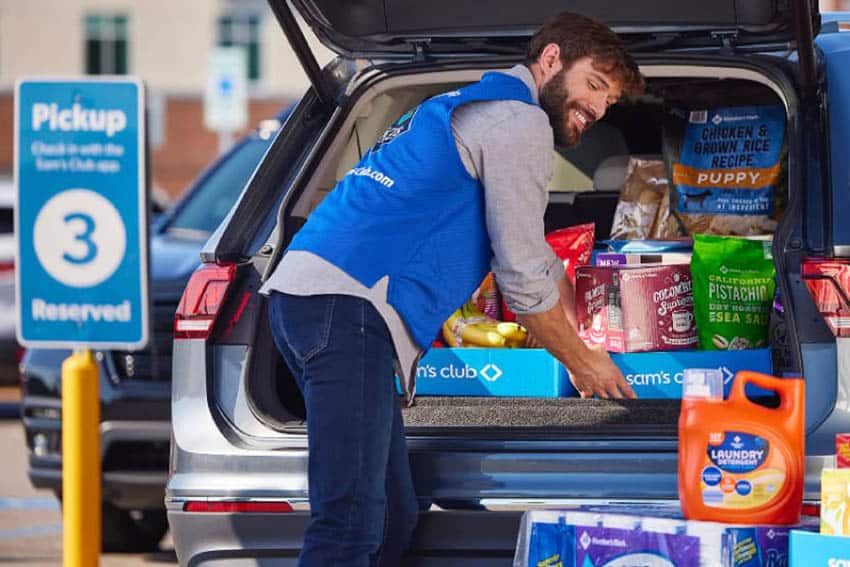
xmin=183 ymin=501 xmax=294 ymax=513
xmin=802 ymin=258 xmax=850 ymax=337
xmin=0 ymin=260 xmax=13 ymax=274
xmin=801 ymin=502 xmax=821 ymax=517
xmin=174 ymin=262 xmax=237 ymax=340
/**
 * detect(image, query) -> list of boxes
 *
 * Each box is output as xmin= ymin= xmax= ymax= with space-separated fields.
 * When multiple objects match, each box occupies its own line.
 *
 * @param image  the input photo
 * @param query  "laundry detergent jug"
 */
xmin=678 ymin=370 xmax=804 ymax=524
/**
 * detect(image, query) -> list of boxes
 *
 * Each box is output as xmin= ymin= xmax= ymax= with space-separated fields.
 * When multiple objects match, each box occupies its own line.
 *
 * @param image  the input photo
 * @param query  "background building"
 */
xmin=3 ymin=1 xmax=846 ymax=203
xmin=0 ymin=0 xmax=332 ymax=203
xmin=822 ymin=0 xmax=850 ymax=10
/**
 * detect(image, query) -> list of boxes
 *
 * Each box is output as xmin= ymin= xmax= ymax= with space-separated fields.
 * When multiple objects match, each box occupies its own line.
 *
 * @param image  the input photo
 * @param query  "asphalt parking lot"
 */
xmin=0 ymin=387 xmax=177 ymax=566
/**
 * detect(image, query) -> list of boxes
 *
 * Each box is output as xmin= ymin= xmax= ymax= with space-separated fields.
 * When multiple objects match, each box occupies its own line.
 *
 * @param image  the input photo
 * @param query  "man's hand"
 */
xmin=515 ymin=275 xmax=638 ymax=400
xmin=524 ymin=331 xmax=543 ymax=349
xmin=568 ymin=346 xmax=636 ymax=399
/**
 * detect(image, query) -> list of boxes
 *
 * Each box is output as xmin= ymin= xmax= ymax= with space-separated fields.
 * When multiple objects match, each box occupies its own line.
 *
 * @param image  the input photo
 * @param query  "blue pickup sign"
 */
xmin=15 ymin=77 xmax=148 ymax=349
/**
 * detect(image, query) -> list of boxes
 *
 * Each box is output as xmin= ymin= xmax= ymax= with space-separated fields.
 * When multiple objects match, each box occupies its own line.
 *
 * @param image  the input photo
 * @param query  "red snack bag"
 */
xmin=501 ymin=295 xmax=516 ymax=323
xmin=546 ymin=223 xmax=596 ymax=283
xmin=502 ymin=223 xmax=596 ymax=322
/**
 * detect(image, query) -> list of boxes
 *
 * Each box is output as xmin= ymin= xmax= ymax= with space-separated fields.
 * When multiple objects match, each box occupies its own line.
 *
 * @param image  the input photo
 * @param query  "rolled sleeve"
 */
xmin=476 ymin=108 xmax=562 ymax=315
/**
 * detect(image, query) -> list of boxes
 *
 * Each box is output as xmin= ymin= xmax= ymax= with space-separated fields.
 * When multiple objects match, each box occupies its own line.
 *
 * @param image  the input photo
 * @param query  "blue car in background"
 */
xmin=19 ymin=111 xmax=289 ymax=552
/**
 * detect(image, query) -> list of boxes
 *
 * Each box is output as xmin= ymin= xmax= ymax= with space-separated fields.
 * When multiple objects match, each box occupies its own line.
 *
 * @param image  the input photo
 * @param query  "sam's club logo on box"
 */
xmin=829 ymin=559 xmax=850 ymax=567
xmin=417 ymin=363 xmax=503 ymax=382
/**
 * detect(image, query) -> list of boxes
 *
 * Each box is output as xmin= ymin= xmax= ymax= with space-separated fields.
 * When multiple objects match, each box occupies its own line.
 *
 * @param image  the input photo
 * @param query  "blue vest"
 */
xmin=288 ymin=72 xmax=537 ymax=348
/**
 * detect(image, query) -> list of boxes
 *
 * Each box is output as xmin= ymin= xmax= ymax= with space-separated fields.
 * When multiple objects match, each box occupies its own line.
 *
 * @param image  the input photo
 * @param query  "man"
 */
xmin=261 ymin=12 xmax=644 ymax=566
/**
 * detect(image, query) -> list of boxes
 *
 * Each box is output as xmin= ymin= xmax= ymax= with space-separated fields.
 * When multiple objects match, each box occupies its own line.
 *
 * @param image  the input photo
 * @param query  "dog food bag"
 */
xmin=610 ymin=158 xmax=668 ymax=240
xmin=672 ymin=106 xmax=785 ymax=236
xmin=692 ymin=234 xmax=776 ymax=350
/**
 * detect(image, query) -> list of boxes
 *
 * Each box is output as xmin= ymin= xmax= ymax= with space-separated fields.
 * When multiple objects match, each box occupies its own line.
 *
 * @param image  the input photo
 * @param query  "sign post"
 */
xmin=204 ymin=46 xmax=248 ymax=154
xmin=15 ymin=77 xmax=148 ymax=566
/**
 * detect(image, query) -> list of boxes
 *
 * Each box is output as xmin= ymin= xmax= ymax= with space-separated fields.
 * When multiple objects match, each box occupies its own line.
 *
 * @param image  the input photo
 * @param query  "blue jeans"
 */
xmin=267 ymin=292 xmax=419 ymax=566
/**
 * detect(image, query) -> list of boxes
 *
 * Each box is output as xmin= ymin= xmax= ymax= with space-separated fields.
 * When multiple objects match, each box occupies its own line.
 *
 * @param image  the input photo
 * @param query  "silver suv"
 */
xmin=167 ymin=1 xmax=850 ymax=564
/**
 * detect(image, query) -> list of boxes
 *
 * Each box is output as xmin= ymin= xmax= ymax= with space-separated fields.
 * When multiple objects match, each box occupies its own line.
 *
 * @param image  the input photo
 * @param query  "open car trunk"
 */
xmin=251 ymin=57 xmax=796 ymax=434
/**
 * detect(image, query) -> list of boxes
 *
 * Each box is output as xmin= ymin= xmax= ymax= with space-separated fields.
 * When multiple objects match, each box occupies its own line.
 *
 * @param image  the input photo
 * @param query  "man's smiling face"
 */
xmin=539 ymin=56 xmax=622 ymax=147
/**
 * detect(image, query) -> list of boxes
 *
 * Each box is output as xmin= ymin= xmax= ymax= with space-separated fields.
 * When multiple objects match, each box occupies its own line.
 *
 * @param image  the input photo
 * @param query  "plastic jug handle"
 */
xmin=729 ymin=370 xmax=796 ymax=407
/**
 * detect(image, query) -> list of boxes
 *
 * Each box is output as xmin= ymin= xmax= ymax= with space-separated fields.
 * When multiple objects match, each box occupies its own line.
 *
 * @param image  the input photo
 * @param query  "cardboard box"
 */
xmin=411 ymin=347 xmax=773 ymax=399
xmin=789 ymin=530 xmax=850 ymax=566
xmin=612 ymin=348 xmax=774 ymax=399
xmin=413 ymin=347 xmax=569 ymax=397
xmin=576 ymin=264 xmax=697 ymax=353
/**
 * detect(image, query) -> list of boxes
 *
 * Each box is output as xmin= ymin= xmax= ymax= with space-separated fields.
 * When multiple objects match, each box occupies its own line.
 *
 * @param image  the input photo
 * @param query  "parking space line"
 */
xmin=0 ymin=497 xmax=60 ymax=511
xmin=0 ymin=522 xmax=62 ymax=541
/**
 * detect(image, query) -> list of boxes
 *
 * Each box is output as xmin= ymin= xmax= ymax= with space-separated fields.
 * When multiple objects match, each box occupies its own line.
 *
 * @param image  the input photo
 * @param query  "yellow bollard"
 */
xmin=62 ymin=349 xmax=101 ymax=567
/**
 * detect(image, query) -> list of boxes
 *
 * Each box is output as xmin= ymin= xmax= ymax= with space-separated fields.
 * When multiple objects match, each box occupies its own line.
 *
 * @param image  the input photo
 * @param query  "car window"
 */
xmin=0 ymin=207 xmax=11 ymax=235
xmin=167 ymin=137 xmax=272 ymax=235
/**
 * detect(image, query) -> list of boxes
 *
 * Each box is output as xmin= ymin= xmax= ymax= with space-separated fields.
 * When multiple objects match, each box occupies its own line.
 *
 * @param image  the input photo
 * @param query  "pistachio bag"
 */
xmin=692 ymin=234 xmax=775 ymax=350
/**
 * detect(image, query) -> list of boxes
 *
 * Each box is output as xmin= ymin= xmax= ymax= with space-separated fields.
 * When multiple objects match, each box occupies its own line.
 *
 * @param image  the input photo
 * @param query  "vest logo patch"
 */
xmin=372 ymin=107 xmax=418 ymax=151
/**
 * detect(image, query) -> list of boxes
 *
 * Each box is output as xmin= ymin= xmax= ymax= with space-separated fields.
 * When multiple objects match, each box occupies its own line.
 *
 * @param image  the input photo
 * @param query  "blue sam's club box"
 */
xmin=413 ymin=347 xmax=569 ymax=397
xmin=790 ymin=530 xmax=850 ymax=566
xmin=411 ymin=347 xmax=773 ymax=399
xmin=612 ymin=348 xmax=774 ymax=399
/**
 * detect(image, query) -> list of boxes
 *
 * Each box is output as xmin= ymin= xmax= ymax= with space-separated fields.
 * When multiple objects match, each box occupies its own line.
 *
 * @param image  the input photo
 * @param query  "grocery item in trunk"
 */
xmin=501 ymin=223 xmax=595 ymax=323
xmin=545 ymin=222 xmax=595 ymax=283
xmin=441 ymin=298 xmax=526 ymax=348
xmin=471 ymin=272 xmax=500 ymax=320
xmin=609 ymin=158 xmax=668 ymax=239
xmin=576 ymin=264 xmax=697 ymax=352
xmin=671 ymin=105 xmax=785 ymax=236
xmin=679 ymin=371 xmax=805 ymax=525
xmin=412 ymin=347 xmax=570 ymax=398
xmin=610 ymin=347 xmax=772 ymax=399
xmin=649 ymin=180 xmax=685 ymax=238
xmin=595 ymin=251 xmax=692 ymax=266
xmin=691 ymin=234 xmax=775 ymax=351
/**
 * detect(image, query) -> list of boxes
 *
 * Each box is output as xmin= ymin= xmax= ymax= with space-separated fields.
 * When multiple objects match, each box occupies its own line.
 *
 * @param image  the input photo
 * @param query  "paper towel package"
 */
xmin=514 ymin=505 xmax=818 ymax=567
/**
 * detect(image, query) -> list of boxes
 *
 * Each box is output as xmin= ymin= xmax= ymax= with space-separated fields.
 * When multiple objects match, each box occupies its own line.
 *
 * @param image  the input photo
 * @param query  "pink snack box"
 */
xmin=575 ymin=264 xmax=697 ymax=352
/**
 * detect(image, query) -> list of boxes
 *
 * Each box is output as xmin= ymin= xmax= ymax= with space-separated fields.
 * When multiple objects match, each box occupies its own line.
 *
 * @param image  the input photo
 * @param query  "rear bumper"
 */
xmin=167 ymin=508 xmax=522 ymax=566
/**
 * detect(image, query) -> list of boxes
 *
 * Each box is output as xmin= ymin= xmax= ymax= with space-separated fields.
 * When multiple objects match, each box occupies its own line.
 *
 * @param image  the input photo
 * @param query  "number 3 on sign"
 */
xmin=62 ymin=212 xmax=97 ymax=265
xmin=33 ymin=188 xmax=126 ymax=288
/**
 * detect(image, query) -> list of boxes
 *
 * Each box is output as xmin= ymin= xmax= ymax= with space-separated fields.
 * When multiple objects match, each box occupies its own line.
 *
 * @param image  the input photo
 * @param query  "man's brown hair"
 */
xmin=526 ymin=12 xmax=644 ymax=97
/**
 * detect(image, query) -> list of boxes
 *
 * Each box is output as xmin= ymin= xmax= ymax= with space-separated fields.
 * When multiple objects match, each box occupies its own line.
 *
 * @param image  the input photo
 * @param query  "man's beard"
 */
xmin=539 ymin=69 xmax=589 ymax=148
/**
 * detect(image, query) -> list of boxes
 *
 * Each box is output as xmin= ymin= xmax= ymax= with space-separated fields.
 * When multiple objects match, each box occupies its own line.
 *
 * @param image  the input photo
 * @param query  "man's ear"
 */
xmin=538 ymin=43 xmax=563 ymax=77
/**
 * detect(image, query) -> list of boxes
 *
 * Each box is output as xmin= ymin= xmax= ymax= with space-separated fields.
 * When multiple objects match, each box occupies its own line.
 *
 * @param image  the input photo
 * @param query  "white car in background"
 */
xmin=0 ymin=177 xmax=17 ymax=382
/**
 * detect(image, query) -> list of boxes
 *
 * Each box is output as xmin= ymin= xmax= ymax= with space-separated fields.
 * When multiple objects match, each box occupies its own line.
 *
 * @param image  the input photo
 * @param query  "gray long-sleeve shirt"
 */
xmin=260 ymin=65 xmax=563 ymax=396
